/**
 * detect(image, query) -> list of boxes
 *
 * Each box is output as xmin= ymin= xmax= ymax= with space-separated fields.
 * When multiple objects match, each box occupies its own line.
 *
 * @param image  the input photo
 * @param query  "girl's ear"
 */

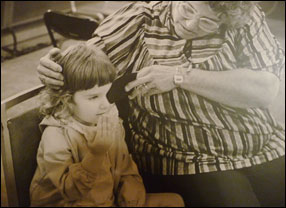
xmin=55 ymin=92 xmax=74 ymax=118
xmin=63 ymin=93 xmax=75 ymax=115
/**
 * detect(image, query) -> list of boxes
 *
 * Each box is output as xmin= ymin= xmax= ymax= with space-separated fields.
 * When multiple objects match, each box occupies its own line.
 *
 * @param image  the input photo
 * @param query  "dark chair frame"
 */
xmin=1 ymin=84 xmax=45 ymax=207
xmin=43 ymin=10 xmax=102 ymax=47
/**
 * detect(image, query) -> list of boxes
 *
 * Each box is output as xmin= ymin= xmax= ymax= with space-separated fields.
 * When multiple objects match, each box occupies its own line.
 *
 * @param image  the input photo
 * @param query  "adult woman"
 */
xmin=37 ymin=2 xmax=285 ymax=206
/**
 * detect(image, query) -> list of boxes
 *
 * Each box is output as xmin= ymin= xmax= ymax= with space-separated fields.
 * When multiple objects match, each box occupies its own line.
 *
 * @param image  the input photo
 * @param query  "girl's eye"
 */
xmin=89 ymin=96 xmax=98 ymax=100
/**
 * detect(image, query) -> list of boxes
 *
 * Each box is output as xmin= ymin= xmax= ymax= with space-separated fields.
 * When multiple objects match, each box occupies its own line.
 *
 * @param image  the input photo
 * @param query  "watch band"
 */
xmin=174 ymin=67 xmax=184 ymax=86
xmin=173 ymin=65 xmax=194 ymax=87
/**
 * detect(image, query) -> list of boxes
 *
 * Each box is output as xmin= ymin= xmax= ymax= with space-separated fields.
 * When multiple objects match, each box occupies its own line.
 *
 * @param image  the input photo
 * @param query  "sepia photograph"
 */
xmin=1 ymin=1 xmax=285 ymax=207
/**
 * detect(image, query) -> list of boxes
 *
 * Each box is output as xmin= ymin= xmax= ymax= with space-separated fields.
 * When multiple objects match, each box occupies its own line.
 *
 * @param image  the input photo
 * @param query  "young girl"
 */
xmin=29 ymin=43 xmax=184 ymax=207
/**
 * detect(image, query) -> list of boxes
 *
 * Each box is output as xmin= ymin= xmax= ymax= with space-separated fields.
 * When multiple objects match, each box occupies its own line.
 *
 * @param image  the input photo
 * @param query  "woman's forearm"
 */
xmin=180 ymin=68 xmax=280 ymax=108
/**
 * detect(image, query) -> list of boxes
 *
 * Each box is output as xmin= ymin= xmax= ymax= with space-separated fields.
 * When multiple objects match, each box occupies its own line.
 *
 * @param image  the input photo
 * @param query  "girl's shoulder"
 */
xmin=40 ymin=126 xmax=72 ymax=154
xmin=42 ymin=125 xmax=65 ymax=138
xmin=40 ymin=116 xmax=71 ymax=148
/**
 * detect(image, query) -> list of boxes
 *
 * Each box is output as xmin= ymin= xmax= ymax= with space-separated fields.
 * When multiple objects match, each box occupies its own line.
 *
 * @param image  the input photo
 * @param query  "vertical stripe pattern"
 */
xmin=88 ymin=2 xmax=285 ymax=175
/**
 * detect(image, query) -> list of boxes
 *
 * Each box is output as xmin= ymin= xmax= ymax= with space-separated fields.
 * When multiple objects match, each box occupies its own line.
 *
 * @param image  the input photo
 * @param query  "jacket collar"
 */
xmin=39 ymin=115 xmax=97 ymax=142
xmin=39 ymin=105 xmax=119 ymax=142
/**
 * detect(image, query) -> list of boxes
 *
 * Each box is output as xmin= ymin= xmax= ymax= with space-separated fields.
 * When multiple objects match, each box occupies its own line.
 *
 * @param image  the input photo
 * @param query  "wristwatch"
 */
xmin=173 ymin=65 xmax=193 ymax=87
xmin=173 ymin=67 xmax=184 ymax=86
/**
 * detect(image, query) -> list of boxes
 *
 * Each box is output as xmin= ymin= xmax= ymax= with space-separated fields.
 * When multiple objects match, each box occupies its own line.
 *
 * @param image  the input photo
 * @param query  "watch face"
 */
xmin=174 ymin=74 xmax=184 ymax=84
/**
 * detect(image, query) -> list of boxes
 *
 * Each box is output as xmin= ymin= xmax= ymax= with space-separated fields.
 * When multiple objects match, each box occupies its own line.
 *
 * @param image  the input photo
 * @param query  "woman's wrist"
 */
xmin=174 ymin=65 xmax=194 ymax=89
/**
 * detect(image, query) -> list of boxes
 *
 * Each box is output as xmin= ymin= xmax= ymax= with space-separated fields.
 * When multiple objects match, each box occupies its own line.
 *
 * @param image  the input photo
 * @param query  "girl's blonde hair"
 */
xmin=40 ymin=43 xmax=116 ymax=119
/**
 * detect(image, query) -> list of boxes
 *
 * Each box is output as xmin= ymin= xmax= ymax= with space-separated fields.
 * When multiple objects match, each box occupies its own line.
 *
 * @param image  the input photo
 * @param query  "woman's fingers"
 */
xmin=125 ymin=66 xmax=153 ymax=91
xmin=48 ymin=48 xmax=62 ymax=61
xmin=37 ymin=48 xmax=64 ymax=88
xmin=136 ymin=66 xmax=151 ymax=78
xmin=37 ymin=65 xmax=64 ymax=81
xmin=126 ymin=64 xmax=176 ymax=99
xmin=144 ymin=88 xmax=159 ymax=97
xmin=39 ymin=55 xmax=62 ymax=73
xmin=39 ymin=74 xmax=64 ymax=87
xmin=38 ymin=48 xmax=64 ymax=88
xmin=125 ymin=76 xmax=151 ymax=92
xmin=128 ymin=85 xmax=147 ymax=99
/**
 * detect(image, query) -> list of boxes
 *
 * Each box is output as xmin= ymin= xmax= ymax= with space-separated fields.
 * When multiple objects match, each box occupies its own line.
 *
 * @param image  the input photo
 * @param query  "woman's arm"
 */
xmin=125 ymin=65 xmax=280 ymax=109
xmin=126 ymin=6 xmax=284 ymax=109
xmin=180 ymin=67 xmax=280 ymax=108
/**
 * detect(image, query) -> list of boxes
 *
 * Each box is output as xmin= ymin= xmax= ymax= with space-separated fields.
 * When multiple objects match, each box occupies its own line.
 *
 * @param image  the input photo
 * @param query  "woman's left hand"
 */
xmin=125 ymin=65 xmax=177 ymax=99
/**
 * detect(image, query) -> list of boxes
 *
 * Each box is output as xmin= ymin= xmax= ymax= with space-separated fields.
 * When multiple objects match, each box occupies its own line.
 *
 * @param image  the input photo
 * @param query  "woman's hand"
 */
xmin=88 ymin=115 xmax=118 ymax=155
xmin=125 ymin=65 xmax=177 ymax=99
xmin=37 ymin=48 xmax=64 ymax=89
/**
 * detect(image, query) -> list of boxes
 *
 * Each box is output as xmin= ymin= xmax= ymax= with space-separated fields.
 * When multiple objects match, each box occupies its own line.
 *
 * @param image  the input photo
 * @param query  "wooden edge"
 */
xmin=1 ymin=84 xmax=45 ymax=206
xmin=1 ymin=84 xmax=45 ymax=110
xmin=1 ymin=105 xmax=19 ymax=207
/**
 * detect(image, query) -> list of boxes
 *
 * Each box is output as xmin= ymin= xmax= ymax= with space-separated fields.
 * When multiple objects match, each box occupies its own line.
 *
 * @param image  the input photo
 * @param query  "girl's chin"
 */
xmin=73 ymin=115 xmax=99 ymax=126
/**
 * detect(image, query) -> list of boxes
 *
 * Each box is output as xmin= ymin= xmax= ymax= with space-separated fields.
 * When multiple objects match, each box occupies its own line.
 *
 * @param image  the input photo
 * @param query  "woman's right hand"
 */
xmin=37 ymin=48 xmax=64 ymax=89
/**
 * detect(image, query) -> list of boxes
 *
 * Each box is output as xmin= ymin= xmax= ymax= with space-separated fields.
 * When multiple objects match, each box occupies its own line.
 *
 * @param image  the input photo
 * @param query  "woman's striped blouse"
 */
xmin=87 ymin=1 xmax=285 ymax=175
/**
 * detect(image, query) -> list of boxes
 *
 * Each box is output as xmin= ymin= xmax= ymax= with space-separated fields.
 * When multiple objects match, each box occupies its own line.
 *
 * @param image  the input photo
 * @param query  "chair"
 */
xmin=1 ymin=84 xmax=45 ymax=207
xmin=43 ymin=10 xmax=104 ymax=47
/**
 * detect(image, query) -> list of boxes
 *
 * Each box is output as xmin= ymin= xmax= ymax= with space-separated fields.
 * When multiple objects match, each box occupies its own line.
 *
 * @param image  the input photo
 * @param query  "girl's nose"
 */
xmin=99 ymin=98 xmax=111 ymax=110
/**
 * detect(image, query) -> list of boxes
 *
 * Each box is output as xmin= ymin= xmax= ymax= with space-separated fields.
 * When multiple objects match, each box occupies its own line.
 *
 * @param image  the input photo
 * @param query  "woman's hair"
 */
xmin=209 ymin=1 xmax=257 ymax=29
xmin=40 ymin=43 xmax=116 ymax=118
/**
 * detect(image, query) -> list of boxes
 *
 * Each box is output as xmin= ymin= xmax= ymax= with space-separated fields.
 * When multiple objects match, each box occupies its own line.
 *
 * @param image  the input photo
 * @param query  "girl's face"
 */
xmin=72 ymin=83 xmax=113 ymax=125
xmin=172 ymin=1 xmax=221 ymax=40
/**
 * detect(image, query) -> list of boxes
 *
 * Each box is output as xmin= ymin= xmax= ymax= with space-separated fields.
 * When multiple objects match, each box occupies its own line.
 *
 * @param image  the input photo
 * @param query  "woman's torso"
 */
xmin=89 ymin=1 xmax=285 ymax=175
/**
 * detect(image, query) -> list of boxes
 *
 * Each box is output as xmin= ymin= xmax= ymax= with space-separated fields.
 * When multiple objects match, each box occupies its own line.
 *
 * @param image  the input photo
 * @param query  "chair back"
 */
xmin=1 ymin=85 xmax=45 ymax=207
xmin=43 ymin=10 xmax=100 ymax=47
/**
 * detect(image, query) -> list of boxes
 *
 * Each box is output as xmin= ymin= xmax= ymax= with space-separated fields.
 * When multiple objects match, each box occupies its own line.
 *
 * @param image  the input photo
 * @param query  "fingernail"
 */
xmin=125 ymin=86 xmax=130 ymax=92
xmin=57 ymin=67 xmax=62 ymax=72
xmin=128 ymin=95 xmax=134 ymax=100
